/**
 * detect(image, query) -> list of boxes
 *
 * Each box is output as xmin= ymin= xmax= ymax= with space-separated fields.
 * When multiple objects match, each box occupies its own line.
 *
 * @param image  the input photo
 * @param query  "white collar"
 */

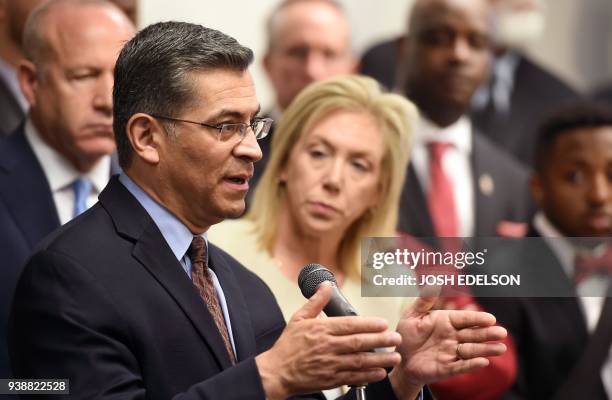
xmin=533 ymin=212 xmax=575 ymax=279
xmin=24 ymin=117 xmax=111 ymax=194
xmin=414 ymin=114 xmax=472 ymax=154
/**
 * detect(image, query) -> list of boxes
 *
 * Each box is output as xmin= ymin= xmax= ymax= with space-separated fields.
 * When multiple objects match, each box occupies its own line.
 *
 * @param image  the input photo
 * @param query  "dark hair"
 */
xmin=113 ymin=21 xmax=254 ymax=167
xmin=534 ymin=101 xmax=612 ymax=171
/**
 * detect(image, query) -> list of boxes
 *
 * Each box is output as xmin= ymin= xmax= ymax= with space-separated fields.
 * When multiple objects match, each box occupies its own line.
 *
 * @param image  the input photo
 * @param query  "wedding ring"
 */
xmin=456 ymin=343 xmax=466 ymax=360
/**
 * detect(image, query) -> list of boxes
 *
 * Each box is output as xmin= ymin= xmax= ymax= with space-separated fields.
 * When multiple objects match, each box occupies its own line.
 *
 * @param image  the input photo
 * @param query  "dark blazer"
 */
xmin=593 ymin=83 xmax=612 ymax=105
xmin=0 ymin=125 xmax=119 ymax=383
xmin=478 ymin=228 xmax=610 ymax=400
xmin=398 ymin=130 xmax=532 ymax=238
xmin=8 ymin=177 xmax=398 ymax=400
xmin=471 ymin=53 xmax=580 ymax=167
xmin=0 ymin=75 xmax=25 ymax=137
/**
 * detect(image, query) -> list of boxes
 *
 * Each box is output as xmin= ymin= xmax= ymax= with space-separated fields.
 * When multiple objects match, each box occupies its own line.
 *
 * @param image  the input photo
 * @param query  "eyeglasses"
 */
xmin=150 ymin=114 xmax=273 ymax=141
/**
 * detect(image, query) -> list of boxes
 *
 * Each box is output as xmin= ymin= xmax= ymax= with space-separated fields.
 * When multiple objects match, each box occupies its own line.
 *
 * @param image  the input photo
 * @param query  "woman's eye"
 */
xmin=351 ymin=160 xmax=369 ymax=172
xmin=309 ymin=149 xmax=327 ymax=158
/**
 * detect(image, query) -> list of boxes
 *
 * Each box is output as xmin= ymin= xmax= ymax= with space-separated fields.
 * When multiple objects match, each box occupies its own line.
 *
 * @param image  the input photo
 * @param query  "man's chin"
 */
xmin=221 ymin=201 xmax=247 ymax=220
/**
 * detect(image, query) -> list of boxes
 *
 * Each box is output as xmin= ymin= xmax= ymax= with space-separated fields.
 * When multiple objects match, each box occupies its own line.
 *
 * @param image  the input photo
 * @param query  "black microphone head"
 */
xmin=298 ymin=263 xmax=337 ymax=299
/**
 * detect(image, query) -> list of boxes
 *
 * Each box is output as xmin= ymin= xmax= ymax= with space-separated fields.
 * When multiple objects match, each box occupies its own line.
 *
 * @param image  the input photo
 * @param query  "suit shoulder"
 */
xmin=35 ymin=203 xmax=116 ymax=256
xmin=473 ymin=131 xmax=530 ymax=177
xmin=516 ymin=55 xmax=579 ymax=99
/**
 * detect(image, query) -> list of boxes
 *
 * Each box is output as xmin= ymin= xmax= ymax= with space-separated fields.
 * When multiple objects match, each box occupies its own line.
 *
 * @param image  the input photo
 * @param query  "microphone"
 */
xmin=298 ymin=263 xmax=369 ymax=400
xmin=298 ymin=263 xmax=358 ymax=317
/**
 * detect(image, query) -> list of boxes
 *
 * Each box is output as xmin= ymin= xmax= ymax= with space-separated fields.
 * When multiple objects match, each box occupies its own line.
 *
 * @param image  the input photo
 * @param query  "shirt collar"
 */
xmin=533 ymin=212 xmax=575 ymax=277
xmin=25 ymin=117 xmax=111 ymax=195
xmin=414 ymin=114 xmax=472 ymax=154
xmin=118 ymin=173 xmax=207 ymax=262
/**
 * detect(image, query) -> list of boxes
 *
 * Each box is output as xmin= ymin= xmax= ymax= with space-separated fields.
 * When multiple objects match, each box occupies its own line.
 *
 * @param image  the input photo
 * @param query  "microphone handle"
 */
xmin=323 ymin=286 xmax=358 ymax=317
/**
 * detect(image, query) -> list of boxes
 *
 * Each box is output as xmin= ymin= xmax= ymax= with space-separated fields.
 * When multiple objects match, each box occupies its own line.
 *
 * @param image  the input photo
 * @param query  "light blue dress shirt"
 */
xmin=119 ymin=173 xmax=237 ymax=356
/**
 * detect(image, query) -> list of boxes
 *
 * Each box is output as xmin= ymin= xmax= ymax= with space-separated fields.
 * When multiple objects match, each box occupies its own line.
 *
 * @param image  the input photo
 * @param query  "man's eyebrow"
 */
xmin=209 ymin=105 xmax=262 ymax=122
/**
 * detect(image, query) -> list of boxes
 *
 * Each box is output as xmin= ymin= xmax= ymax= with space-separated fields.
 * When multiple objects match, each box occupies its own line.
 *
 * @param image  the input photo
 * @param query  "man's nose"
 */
xmin=93 ymin=73 xmax=113 ymax=114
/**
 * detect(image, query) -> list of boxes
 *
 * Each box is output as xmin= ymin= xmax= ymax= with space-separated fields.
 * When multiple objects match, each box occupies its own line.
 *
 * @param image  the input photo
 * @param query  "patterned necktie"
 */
xmin=574 ymin=247 xmax=612 ymax=284
xmin=188 ymin=236 xmax=236 ymax=364
xmin=428 ymin=142 xmax=459 ymax=237
xmin=72 ymin=177 xmax=92 ymax=218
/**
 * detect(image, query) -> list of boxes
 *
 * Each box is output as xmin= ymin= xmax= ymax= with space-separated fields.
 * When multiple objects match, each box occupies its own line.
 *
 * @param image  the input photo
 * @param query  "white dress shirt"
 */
xmin=534 ymin=212 xmax=612 ymax=396
xmin=24 ymin=118 xmax=111 ymax=224
xmin=411 ymin=115 xmax=475 ymax=237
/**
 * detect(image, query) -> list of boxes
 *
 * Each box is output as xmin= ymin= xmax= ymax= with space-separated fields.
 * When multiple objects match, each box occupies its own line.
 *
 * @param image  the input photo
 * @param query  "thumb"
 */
xmin=403 ymin=293 xmax=438 ymax=318
xmin=290 ymin=281 xmax=333 ymax=322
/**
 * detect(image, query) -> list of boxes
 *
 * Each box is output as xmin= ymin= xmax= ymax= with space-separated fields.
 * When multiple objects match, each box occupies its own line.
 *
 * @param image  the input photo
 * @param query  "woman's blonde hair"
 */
xmin=248 ymin=75 xmax=417 ymax=279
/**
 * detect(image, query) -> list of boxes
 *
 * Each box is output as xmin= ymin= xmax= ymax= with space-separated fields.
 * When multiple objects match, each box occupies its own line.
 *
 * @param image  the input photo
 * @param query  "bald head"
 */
xmin=23 ymin=0 xmax=132 ymax=66
xmin=264 ymin=0 xmax=356 ymax=110
xmin=401 ymin=0 xmax=493 ymax=127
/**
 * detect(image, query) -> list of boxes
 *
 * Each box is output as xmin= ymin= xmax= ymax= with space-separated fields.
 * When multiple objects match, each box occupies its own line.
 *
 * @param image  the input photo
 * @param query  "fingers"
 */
xmin=445 ymin=357 xmax=491 ymax=376
xmin=335 ymin=351 xmax=402 ymax=371
xmin=290 ymin=281 xmax=333 ymax=322
xmin=333 ymin=331 xmax=402 ymax=354
xmin=324 ymin=315 xmax=389 ymax=335
xmin=403 ymin=294 xmax=437 ymax=318
xmin=332 ymin=368 xmax=388 ymax=387
xmin=448 ymin=309 xmax=497 ymax=329
xmin=456 ymin=342 xmax=507 ymax=359
xmin=456 ymin=325 xmax=507 ymax=343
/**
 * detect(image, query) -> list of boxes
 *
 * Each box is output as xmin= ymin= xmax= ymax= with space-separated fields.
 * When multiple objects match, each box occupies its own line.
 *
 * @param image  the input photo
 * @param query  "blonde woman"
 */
xmin=210 ymin=75 xmax=414 ymax=328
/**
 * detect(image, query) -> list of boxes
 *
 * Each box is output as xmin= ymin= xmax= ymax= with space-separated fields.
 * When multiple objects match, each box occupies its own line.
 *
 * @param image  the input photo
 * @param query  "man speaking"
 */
xmin=9 ymin=17 xmax=506 ymax=399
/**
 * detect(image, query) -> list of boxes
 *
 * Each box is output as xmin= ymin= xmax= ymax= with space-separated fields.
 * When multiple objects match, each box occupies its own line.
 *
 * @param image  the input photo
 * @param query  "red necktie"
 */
xmin=574 ymin=247 xmax=612 ymax=284
xmin=189 ymin=236 xmax=236 ymax=364
xmin=428 ymin=142 xmax=459 ymax=237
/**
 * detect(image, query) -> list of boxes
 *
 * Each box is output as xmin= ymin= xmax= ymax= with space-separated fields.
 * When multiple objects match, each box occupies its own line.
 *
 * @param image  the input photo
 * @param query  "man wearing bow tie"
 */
xmin=480 ymin=102 xmax=612 ymax=399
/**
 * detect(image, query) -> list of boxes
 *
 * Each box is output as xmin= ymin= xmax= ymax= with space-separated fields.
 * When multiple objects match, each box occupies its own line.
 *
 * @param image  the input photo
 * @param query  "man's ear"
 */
xmin=530 ymin=173 xmax=544 ymax=208
xmin=263 ymin=51 xmax=273 ymax=78
xmin=17 ymin=60 xmax=39 ymax=108
xmin=126 ymin=113 xmax=164 ymax=165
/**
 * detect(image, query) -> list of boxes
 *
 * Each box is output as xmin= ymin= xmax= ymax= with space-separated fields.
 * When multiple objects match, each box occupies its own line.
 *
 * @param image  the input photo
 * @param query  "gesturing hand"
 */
xmin=389 ymin=295 xmax=507 ymax=399
xmin=256 ymin=282 xmax=403 ymax=400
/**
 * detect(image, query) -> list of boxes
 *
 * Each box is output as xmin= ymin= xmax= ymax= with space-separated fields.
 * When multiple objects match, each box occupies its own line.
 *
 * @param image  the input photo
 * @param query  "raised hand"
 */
xmin=389 ymin=295 xmax=508 ymax=399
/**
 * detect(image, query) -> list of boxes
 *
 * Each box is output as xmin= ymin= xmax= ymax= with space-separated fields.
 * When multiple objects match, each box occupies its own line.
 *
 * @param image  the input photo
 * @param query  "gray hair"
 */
xmin=112 ymin=21 xmax=254 ymax=168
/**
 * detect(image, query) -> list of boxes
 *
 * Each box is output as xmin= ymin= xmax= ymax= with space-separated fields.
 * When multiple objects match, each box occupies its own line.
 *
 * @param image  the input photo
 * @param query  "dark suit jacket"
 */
xmin=471 ymin=53 xmax=580 ymax=167
xmin=398 ymin=130 xmax=532 ymax=238
xmin=8 ymin=177 xmax=398 ymax=399
xmin=0 ymin=75 xmax=25 ymax=137
xmin=478 ymin=228 xmax=610 ymax=400
xmin=593 ymin=83 xmax=612 ymax=105
xmin=0 ymin=125 xmax=119 ymax=383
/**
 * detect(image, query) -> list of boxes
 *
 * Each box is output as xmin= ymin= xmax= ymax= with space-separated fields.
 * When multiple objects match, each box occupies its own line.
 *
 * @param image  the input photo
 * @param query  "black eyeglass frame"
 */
xmin=150 ymin=114 xmax=273 ymax=141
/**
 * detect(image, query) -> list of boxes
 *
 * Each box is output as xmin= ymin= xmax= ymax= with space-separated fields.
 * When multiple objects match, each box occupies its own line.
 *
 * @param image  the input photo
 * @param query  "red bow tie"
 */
xmin=574 ymin=248 xmax=612 ymax=284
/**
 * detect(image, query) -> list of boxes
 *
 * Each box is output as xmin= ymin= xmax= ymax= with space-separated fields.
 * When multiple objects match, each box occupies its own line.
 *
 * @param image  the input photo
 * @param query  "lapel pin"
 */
xmin=479 ymin=173 xmax=494 ymax=196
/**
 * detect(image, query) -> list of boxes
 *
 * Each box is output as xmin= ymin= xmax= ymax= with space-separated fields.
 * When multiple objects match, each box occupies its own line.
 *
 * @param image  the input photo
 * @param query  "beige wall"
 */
xmin=139 ymin=0 xmax=612 ymax=108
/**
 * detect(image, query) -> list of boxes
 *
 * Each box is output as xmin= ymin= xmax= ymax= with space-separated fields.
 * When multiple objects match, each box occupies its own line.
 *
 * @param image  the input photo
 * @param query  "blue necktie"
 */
xmin=72 ymin=177 xmax=92 ymax=218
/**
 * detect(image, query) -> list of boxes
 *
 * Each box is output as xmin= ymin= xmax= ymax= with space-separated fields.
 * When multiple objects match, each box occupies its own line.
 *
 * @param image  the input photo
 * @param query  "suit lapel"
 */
xmin=100 ymin=178 xmax=233 ymax=370
xmin=208 ymin=246 xmax=257 ymax=361
xmin=471 ymin=134 xmax=499 ymax=237
xmin=399 ymin=165 xmax=435 ymax=237
xmin=0 ymin=128 xmax=59 ymax=247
